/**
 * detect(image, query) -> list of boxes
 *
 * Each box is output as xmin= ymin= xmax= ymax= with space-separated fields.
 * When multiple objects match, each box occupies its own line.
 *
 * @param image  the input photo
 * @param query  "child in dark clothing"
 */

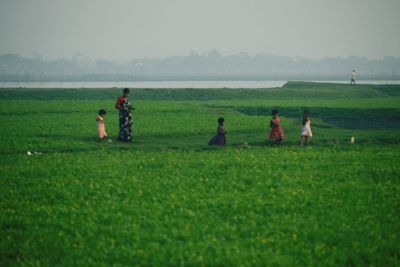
xmin=208 ymin=117 xmax=227 ymax=146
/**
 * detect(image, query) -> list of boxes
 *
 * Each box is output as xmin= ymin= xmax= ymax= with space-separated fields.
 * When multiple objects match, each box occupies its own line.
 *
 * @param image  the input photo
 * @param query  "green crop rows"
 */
xmin=1 ymin=82 xmax=399 ymax=266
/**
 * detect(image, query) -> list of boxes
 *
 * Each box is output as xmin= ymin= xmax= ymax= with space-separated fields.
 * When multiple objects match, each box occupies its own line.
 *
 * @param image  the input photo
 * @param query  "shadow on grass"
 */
xmin=224 ymin=106 xmax=400 ymax=129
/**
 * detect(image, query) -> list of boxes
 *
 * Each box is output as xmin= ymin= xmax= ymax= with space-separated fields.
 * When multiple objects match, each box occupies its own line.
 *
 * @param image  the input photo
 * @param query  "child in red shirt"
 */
xmin=269 ymin=109 xmax=285 ymax=144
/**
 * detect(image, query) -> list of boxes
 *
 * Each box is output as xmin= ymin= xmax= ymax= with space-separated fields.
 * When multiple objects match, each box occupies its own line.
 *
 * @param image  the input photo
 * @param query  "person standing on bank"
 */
xmin=350 ymin=69 xmax=356 ymax=85
xmin=115 ymin=88 xmax=134 ymax=142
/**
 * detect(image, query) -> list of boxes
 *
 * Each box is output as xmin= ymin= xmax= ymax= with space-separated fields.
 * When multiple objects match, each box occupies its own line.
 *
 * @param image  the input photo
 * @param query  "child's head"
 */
xmin=218 ymin=117 xmax=225 ymax=125
xmin=98 ymin=109 xmax=106 ymax=116
xmin=123 ymin=88 xmax=130 ymax=97
xmin=303 ymin=109 xmax=310 ymax=116
xmin=272 ymin=109 xmax=278 ymax=116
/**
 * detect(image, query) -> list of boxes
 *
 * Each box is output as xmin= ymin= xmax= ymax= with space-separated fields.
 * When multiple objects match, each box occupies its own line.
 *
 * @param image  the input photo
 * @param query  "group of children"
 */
xmin=96 ymin=97 xmax=312 ymax=147
xmin=208 ymin=109 xmax=312 ymax=147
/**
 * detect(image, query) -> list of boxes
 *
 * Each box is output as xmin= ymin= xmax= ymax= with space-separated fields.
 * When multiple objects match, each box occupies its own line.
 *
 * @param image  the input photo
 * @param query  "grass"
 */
xmin=0 ymin=82 xmax=399 ymax=266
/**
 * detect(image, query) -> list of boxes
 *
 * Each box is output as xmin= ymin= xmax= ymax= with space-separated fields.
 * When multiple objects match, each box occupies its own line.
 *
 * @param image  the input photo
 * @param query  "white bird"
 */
xmin=351 ymin=136 xmax=355 ymax=144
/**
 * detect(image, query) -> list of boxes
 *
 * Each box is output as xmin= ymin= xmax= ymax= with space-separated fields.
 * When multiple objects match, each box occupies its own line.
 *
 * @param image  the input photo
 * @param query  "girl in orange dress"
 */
xmin=96 ymin=109 xmax=107 ymax=141
xmin=269 ymin=109 xmax=284 ymax=144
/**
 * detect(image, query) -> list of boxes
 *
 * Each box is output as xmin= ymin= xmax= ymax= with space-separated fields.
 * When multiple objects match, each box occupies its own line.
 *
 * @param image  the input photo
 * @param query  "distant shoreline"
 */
xmin=1 ymin=80 xmax=400 ymax=89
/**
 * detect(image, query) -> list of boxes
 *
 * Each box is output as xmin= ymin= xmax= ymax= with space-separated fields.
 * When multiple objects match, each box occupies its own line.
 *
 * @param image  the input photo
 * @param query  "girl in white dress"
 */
xmin=301 ymin=110 xmax=312 ymax=146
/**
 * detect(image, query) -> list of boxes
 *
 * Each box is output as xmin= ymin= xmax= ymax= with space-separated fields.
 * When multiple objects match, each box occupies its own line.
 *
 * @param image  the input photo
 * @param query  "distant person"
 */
xmin=115 ymin=88 xmax=134 ymax=142
xmin=350 ymin=69 xmax=356 ymax=84
xmin=300 ymin=109 xmax=312 ymax=146
xmin=208 ymin=117 xmax=227 ymax=146
xmin=269 ymin=109 xmax=284 ymax=144
xmin=96 ymin=109 xmax=108 ymax=141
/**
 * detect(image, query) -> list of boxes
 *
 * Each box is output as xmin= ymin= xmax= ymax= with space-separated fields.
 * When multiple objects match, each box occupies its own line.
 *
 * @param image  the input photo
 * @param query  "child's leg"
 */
xmin=301 ymin=136 xmax=305 ymax=146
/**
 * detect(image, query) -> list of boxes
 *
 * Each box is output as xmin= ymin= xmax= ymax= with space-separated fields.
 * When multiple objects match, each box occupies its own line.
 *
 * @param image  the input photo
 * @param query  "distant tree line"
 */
xmin=1 ymin=51 xmax=399 ymax=81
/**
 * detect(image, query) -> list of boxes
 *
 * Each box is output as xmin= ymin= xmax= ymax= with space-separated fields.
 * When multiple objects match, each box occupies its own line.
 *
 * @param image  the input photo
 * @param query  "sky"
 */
xmin=0 ymin=0 xmax=399 ymax=60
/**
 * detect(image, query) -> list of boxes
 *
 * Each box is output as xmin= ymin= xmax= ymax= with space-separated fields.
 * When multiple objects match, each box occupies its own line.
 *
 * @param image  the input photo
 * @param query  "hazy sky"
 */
xmin=1 ymin=0 xmax=399 ymax=60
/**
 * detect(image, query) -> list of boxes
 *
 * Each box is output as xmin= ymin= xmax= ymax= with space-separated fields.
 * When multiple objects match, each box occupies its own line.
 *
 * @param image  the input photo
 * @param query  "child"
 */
xmin=300 ymin=109 xmax=312 ymax=146
xmin=208 ymin=117 xmax=227 ymax=146
xmin=269 ymin=109 xmax=284 ymax=144
xmin=96 ymin=109 xmax=107 ymax=141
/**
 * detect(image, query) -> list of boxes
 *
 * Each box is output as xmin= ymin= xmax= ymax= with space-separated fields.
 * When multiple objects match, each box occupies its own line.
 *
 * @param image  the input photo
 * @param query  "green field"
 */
xmin=1 ymin=82 xmax=399 ymax=266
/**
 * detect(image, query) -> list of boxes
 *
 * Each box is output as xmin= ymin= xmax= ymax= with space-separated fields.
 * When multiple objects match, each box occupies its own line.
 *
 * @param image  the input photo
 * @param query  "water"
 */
xmin=0 ymin=81 xmax=287 ymax=89
xmin=0 ymin=80 xmax=399 ymax=89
